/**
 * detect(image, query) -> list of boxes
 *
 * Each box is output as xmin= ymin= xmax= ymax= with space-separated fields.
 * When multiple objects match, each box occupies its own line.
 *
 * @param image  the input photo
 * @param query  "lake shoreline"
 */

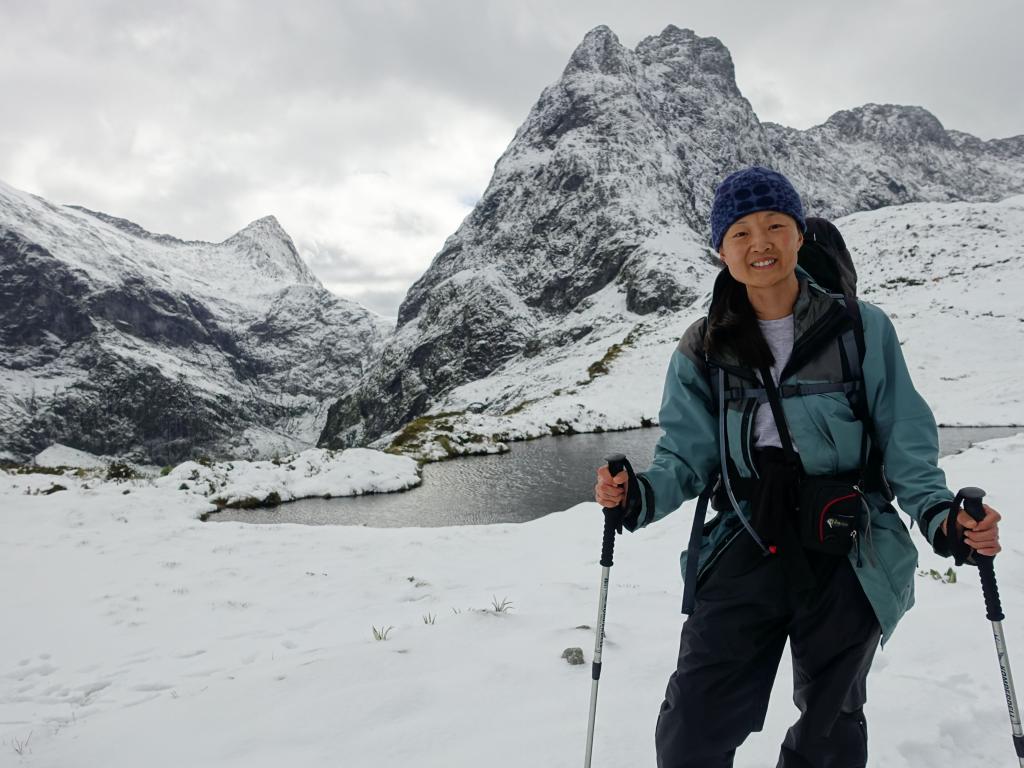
xmin=209 ymin=426 xmax=1024 ymax=528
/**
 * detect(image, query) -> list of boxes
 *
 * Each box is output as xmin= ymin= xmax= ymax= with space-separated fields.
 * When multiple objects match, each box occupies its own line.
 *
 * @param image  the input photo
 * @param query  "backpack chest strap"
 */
xmin=724 ymin=380 xmax=861 ymax=405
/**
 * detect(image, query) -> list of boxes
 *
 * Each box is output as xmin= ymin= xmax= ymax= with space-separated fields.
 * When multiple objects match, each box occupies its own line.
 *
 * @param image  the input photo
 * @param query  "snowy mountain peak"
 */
xmin=563 ymin=25 xmax=630 ymax=76
xmin=635 ymin=26 xmax=738 ymax=91
xmin=222 ymin=215 xmax=319 ymax=287
xmin=230 ymin=214 xmax=289 ymax=240
xmin=823 ymin=103 xmax=953 ymax=148
xmin=563 ymin=25 xmax=740 ymax=93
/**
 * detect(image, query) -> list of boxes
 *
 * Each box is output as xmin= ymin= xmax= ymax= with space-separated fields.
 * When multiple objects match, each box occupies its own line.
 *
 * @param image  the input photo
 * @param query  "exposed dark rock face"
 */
xmin=12 ymin=353 xmax=250 ymax=465
xmin=319 ymin=24 xmax=1024 ymax=449
xmin=0 ymin=182 xmax=385 ymax=462
xmin=0 ymin=233 xmax=95 ymax=361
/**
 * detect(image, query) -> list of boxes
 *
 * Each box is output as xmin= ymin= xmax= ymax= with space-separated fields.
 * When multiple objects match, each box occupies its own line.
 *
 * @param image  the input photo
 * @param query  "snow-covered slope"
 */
xmin=320 ymin=25 xmax=1024 ymax=452
xmin=843 ymin=196 xmax=1024 ymax=425
xmin=0 ymin=179 xmax=388 ymax=463
xmin=2 ymin=433 xmax=1020 ymax=766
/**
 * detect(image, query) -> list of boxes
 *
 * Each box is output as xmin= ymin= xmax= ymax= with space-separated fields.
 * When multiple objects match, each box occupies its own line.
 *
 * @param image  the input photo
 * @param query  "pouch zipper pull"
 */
xmin=852 ymin=530 xmax=863 ymax=568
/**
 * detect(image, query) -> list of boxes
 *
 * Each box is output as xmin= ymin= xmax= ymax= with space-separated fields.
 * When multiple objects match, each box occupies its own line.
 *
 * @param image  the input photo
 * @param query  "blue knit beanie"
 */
xmin=709 ymin=166 xmax=806 ymax=251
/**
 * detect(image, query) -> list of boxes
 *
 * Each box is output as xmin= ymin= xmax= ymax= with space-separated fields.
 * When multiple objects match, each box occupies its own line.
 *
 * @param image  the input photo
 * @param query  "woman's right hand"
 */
xmin=594 ymin=466 xmax=629 ymax=509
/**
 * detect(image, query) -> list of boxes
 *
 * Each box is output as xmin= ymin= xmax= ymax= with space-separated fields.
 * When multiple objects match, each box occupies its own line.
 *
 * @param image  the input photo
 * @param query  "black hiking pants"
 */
xmin=654 ymin=532 xmax=881 ymax=768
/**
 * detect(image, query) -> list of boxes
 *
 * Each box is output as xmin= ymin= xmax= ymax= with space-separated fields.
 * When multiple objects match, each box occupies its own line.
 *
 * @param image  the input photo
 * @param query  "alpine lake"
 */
xmin=209 ymin=426 xmax=1020 ymax=528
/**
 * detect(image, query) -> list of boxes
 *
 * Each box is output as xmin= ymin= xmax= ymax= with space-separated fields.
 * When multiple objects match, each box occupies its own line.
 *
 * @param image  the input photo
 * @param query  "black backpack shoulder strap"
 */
xmin=837 ymin=295 xmax=869 ymax=423
xmin=836 ymin=296 xmax=893 ymax=500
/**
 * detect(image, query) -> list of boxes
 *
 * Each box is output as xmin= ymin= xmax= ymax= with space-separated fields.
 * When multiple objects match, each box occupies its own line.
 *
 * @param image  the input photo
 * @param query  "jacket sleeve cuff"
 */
xmin=922 ymin=501 xmax=953 ymax=557
xmin=622 ymin=473 xmax=655 ymax=532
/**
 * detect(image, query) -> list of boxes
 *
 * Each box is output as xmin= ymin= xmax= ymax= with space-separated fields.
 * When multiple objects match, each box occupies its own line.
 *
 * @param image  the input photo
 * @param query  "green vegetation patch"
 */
xmin=503 ymin=398 xmax=541 ymax=417
xmin=388 ymin=411 xmax=465 ymax=452
xmin=210 ymin=491 xmax=283 ymax=510
xmin=548 ymin=418 xmax=577 ymax=436
xmin=105 ymin=462 xmax=140 ymax=482
xmin=583 ymin=324 xmax=646 ymax=384
xmin=1 ymin=464 xmax=68 ymax=476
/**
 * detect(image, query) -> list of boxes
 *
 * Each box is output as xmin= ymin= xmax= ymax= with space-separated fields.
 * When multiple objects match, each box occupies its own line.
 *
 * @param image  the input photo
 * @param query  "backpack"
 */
xmin=680 ymin=217 xmax=890 ymax=614
xmin=799 ymin=217 xmax=858 ymax=297
xmin=798 ymin=217 xmax=883 ymax=485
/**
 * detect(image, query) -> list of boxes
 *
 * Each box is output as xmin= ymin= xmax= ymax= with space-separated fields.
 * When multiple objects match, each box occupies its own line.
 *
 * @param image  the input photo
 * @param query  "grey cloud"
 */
xmin=302 ymin=244 xmax=423 ymax=285
xmin=324 ymin=283 xmax=408 ymax=321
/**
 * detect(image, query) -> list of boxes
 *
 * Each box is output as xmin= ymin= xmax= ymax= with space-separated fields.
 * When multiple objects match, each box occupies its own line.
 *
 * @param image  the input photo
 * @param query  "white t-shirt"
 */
xmin=753 ymin=314 xmax=796 ymax=450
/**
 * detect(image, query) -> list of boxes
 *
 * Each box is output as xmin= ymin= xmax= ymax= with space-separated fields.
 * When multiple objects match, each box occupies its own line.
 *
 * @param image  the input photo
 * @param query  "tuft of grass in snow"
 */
xmin=11 ymin=731 xmax=32 ymax=756
xmin=918 ymin=567 xmax=958 ymax=584
xmin=436 ymin=435 xmax=456 ymax=457
xmin=490 ymin=596 xmax=514 ymax=613
xmin=372 ymin=625 xmax=394 ymax=641
xmin=422 ymin=613 xmax=436 ymax=625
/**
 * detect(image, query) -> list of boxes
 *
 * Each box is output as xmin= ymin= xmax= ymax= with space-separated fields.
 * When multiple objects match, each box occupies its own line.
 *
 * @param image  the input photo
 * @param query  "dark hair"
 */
xmin=703 ymin=268 xmax=775 ymax=370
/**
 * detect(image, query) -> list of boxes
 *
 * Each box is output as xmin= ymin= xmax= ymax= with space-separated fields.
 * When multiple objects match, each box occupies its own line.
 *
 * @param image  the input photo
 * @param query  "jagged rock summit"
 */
xmin=0 ymin=179 xmax=386 ymax=463
xmin=318 ymin=24 xmax=1024 ymax=453
xmin=221 ymin=215 xmax=320 ymax=287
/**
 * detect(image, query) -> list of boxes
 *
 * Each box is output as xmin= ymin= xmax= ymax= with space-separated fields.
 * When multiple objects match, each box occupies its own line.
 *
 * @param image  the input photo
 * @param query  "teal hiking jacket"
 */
xmin=628 ymin=276 xmax=953 ymax=644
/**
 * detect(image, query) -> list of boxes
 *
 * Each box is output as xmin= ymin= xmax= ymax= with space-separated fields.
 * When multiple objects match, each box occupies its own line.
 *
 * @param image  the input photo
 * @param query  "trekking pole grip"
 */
xmin=601 ymin=454 xmax=627 ymax=568
xmin=960 ymin=486 xmax=1005 ymax=622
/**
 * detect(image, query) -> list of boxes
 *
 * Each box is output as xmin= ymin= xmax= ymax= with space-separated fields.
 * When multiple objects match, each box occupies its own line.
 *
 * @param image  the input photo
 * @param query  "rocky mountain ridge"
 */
xmin=318 ymin=24 xmax=1024 ymax=451
xmin=0 ymin=180 xmax=386 ymax=463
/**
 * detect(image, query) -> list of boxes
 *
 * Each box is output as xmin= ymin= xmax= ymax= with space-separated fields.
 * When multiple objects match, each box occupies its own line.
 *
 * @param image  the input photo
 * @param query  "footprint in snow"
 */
xmin=7 ymin=663 xmax=58 ymax=681
xmin=132 ymin=683 xmax=173 ymax=692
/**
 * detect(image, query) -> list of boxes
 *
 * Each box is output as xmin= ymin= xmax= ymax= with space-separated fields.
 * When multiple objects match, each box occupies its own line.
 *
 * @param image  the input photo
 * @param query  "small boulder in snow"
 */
xmin=561 ymin=647 xmax=585 ymax=665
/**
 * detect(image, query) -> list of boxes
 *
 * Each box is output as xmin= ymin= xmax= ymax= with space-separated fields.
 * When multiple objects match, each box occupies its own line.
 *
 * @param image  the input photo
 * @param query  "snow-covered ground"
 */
xmin=2 ymin=435 xmax=1021 ymax=767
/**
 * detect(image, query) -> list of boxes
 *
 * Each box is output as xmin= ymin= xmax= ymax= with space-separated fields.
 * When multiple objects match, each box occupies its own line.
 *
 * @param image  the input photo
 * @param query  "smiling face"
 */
xmin=718 ymin=210 xmax=803 ymax=290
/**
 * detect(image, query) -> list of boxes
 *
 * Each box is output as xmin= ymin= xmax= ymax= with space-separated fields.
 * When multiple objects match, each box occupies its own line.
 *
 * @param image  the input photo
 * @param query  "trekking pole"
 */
xmin=584 ymin=453 xmax=628 ymax=768
xmin=958 ymin=486 xmax=1024 ymax=766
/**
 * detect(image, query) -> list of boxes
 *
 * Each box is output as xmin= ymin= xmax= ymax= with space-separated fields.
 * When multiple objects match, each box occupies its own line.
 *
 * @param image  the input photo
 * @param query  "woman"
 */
xmin=594 ymin=166 xmax=1001 ymax=768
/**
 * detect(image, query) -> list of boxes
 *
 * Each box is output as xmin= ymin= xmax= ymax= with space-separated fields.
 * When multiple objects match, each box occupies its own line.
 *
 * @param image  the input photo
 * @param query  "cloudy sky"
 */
xmin=2 ymin=0 xmax=1022 ymax=319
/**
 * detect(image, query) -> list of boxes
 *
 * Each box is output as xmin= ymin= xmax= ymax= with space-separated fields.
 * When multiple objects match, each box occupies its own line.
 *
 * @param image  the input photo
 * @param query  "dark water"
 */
xmin=208 ymin=426 xmax=1020 ymax=528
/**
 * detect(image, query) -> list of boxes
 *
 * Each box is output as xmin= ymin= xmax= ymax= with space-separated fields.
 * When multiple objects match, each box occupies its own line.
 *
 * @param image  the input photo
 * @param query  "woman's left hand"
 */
xmin=943 ymin=503 xmax=1002 ymax=557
